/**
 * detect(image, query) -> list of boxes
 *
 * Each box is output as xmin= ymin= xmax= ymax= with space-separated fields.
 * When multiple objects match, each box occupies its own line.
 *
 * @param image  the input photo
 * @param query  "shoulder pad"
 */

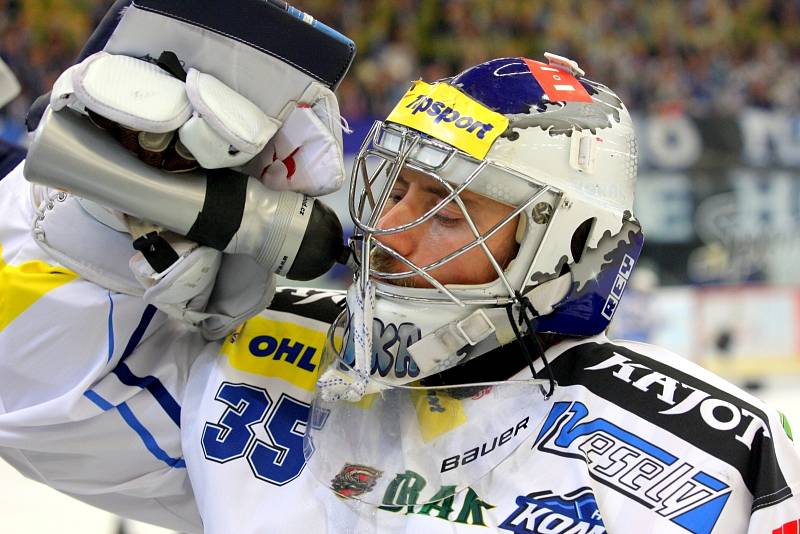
xmin=268 ymin=287 xmax=346 ymax=324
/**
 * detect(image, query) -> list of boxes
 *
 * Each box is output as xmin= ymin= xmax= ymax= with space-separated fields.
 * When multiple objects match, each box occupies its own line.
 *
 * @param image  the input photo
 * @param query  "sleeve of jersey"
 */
xmin=0 ymin=164 xmax=203 ymax=533
xmin=748 ymin=407 xmax=800 ymax=534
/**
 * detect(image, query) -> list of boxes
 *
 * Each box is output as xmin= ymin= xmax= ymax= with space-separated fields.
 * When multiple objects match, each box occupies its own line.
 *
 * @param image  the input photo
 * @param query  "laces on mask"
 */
xmin=505 ymin=291 xmax=557 ymax=398
xmin=317 ymin=280 xmax=375 ymax=401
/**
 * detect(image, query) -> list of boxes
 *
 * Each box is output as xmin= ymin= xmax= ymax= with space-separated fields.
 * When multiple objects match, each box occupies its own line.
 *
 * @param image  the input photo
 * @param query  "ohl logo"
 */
xmin=499 ymin=488 xmax=605 ymax=534
xmin=249 ymin=335 xmax=317 ymax=372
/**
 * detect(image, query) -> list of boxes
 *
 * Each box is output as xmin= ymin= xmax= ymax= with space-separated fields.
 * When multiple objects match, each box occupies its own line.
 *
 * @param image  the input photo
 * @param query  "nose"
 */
xmin=374 ymin=194 xmax=423 ymax=257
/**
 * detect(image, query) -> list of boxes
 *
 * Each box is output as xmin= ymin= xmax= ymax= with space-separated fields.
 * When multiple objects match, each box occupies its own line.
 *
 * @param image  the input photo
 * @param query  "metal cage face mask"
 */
xmin=348 ymin=120 xmax=563 ymax=307
xmin=329 ymin=59 xmax=646 ymax=403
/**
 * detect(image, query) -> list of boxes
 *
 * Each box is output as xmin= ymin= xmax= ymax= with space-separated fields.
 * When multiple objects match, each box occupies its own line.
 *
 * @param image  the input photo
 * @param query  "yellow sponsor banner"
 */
xmin=221 ymin=316 xmax=327 ymax=391
xmin=412 ymin=389 xmax=467 ymax=442
xmin=386 ymin=81 xmax=509 ymax=159
xmin=0 ymin=243 xmax=78 ymax=333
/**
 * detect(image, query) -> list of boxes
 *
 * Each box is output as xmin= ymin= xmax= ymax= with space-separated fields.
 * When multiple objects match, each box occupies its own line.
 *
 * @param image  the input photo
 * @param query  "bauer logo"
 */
xmin=499 ymin=488 xmax=605 ymax=534
xmin=386 ymin=81 xmax=509 ymax=159
xmin=535 ymin=401 xmax=731 ymax=534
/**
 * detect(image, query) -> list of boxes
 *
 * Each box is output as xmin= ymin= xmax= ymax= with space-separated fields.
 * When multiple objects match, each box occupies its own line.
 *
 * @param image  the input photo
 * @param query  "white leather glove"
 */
xmin=51 ymin=51 xmax=345 ymax=194
xmin=35 ymin=50 xmax=347 ymax=338
xmin=33 ymin=188 xmax=276 ymax=340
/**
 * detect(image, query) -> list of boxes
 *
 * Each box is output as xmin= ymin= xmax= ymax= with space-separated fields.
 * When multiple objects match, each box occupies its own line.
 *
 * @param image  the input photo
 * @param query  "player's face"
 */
xmin=372 ymin=167 xmax=519 ymax=287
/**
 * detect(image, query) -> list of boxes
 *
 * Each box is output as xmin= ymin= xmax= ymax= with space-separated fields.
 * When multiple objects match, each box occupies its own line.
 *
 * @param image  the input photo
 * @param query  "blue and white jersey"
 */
xmin=1 ymin=164 xmax=799 ymax=533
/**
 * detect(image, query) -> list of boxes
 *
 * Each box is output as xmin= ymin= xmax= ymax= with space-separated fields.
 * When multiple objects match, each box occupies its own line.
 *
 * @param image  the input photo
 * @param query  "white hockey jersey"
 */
xmin=1 ymin=164 xmax=800 ymax=533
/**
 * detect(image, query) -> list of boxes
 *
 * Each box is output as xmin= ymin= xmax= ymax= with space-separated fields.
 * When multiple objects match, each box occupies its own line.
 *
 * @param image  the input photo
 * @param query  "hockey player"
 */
xmin=1 ymin=2 xmax=800 ymax=533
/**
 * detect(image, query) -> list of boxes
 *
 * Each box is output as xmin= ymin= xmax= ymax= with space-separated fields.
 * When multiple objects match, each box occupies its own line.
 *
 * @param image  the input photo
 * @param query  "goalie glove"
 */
xmin=50 ymin=50 xmax=345 ymax=196
xmin=32 ymin=187 xmax=275 ymax=339
xmin=25 ymin=0 xmax=355 ymax=338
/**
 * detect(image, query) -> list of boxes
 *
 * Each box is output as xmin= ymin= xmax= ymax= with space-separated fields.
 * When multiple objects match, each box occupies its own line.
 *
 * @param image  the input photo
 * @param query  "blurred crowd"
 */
xmin=312 ymin=0 xmax=800 ymax=120
xmin=1 ymin=0 xmax=799 ymax=144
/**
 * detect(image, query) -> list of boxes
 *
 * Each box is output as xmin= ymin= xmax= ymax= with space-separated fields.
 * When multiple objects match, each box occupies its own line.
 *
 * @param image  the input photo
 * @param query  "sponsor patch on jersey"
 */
xmin=535 ymin=401 xmax=731 ymax=534
xmin=548 ymin=342 xmax=792 ymax=510
xmin=386 ymin=81 xmax=509 ymax=159
xmin=499 ymin=487 xmax=605 ymax=534
xmin=0 ymin=243 xmax=78 ymax=333
xmin=379 ymin=470 xmax=495 ymax=526
xmin=221 ymin=316 xmax=325 ymax=391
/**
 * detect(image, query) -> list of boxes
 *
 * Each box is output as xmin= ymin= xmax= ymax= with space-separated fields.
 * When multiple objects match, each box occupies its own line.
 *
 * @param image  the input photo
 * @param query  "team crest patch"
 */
xmin=499 ymin=487 xmax=605 ymax=533
xmin=331 ymin=463 xmax=383 ymax=498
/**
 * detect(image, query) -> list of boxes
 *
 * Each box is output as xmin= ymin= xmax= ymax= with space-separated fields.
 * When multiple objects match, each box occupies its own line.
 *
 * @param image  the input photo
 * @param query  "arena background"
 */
xmin=1 ymin=1 xmax=799 ymax=532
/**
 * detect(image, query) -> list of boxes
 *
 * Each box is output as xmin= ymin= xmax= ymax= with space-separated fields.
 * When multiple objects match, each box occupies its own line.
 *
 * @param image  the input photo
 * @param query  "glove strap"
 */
xmin=156 ymin=50 xmax=187 ymax=81
xmin=132 ymin=231 xmax=179 ymax=273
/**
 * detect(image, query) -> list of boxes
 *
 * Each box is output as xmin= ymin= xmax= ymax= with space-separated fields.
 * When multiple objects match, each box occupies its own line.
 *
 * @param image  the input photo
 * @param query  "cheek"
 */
xmin=485 ymin=218 xmax=520 ymax=264
xmin=424 ymin=223 xmax=475 ymax=257
xmin=411 ymin=215 xmax=518 ymax=284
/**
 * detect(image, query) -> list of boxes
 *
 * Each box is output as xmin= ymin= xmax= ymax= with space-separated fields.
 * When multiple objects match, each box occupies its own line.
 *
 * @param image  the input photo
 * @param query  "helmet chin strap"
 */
xmin=316 ymin=273 xmax=570 ymax=402
xmin=505 ymin=292 xmax=557 ymax=398
xmin=405 ymin=272 xmax=571 ymax=387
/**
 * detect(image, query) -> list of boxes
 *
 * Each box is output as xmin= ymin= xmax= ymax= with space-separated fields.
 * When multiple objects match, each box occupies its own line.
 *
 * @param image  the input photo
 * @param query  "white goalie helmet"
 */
xmin=321 ymin=53 xmax=643 ymax=396
xmin=305 ymin=53 xmax=644 ymax=506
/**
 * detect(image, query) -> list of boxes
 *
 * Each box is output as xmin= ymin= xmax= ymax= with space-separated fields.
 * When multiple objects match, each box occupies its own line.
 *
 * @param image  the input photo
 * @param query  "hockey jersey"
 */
xmin=1 ymin=165 xmax=799 ymax=533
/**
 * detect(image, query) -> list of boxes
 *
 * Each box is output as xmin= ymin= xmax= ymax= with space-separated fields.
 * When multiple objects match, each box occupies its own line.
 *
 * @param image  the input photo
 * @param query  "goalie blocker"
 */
xmin=25 ymin=0 xmax=355 ymax=281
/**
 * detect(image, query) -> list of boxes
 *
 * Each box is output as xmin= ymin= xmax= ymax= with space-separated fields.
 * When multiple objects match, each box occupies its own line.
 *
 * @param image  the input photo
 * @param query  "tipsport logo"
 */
xmin=499 ymin=488 xmax=605 ymax=534
xmin=386 ymin=81 xmax=509 ymax=159
xmin=405 ymin=93 xmax=496 ymax=140
xmin=535 ymin=402 xmax=731 ymax=534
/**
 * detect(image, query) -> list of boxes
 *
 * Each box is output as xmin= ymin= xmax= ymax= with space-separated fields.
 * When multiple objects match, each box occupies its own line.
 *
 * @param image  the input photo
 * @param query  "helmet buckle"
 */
xmin=569 ymin=130 xmax=597 ymax=173
xmin=456 ymin=309 xmax=496 ymax=346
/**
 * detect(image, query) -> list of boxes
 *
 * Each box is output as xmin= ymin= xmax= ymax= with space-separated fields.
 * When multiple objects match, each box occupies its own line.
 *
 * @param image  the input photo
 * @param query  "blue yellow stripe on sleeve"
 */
xmin=0 ymin=243 xmax=78 ymax=333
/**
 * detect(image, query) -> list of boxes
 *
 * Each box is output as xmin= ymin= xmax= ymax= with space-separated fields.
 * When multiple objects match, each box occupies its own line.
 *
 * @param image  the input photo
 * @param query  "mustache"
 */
xmin=369 ymin=249 xmax=428 ymax=288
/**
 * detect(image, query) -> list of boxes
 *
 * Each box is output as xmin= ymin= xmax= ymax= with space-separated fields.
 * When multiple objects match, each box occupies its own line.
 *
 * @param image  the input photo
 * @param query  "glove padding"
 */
xmin=33 ymin=185 xmax=273 ymax=339
xmin=38 ymin=50 xmax=347 ymax=337
xmin=130 ymin=234 xmax=276 ymax=340
xmin=51 ymin=51 xmax=345 ymax=195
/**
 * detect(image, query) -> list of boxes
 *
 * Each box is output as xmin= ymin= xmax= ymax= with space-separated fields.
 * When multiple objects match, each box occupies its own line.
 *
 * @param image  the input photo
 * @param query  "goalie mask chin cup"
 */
xmin=305 ymin=323 xmax=552 ymax=506
xmin=330 ymin=55 xmax=644 ymax=392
